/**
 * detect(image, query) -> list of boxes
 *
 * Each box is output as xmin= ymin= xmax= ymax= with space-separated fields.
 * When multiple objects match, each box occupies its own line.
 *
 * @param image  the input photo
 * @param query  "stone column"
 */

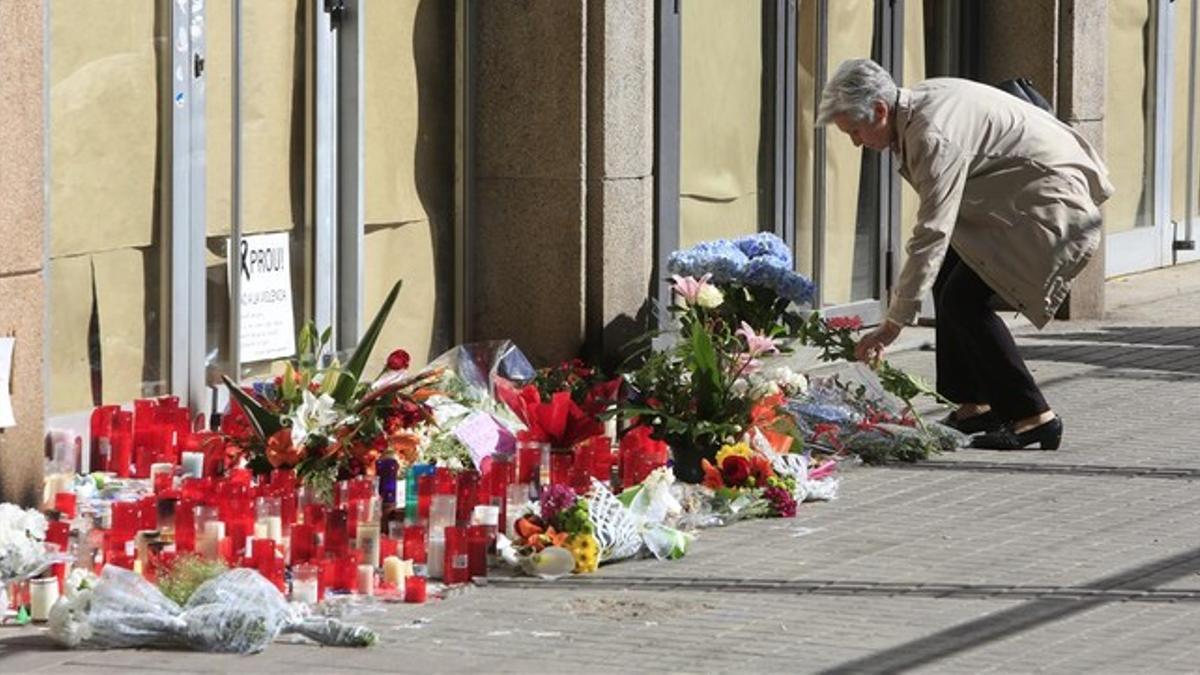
xmin=584 ymin=0 xmax=655 ymax=369
xmin=977 ymin=0 xmax=1060 ymax=104
xmin=471 ymin=1 xmax=588 ymax=366
xmin=1057 ymin=0 xmax=1107 ymax=319
xmin=0 ymin=1 xmax=46 ymax=507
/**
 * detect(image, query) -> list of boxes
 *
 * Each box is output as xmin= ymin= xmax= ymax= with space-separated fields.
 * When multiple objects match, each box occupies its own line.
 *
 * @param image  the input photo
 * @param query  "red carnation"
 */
xmin=386 ymin=349 xmax=411 ymax=371
xmin=825 ymin=315 xmax=864 ymax=332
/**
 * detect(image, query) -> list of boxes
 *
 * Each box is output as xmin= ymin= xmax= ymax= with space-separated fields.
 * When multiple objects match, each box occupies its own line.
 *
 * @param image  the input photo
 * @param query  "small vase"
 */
xmin=668 ymin=439 xmax=719 ymax=484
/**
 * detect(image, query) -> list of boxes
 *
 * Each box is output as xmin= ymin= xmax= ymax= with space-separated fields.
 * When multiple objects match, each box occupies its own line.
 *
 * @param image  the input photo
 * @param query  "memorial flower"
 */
xmin=221 ymin=280 xmax=438 ymax=493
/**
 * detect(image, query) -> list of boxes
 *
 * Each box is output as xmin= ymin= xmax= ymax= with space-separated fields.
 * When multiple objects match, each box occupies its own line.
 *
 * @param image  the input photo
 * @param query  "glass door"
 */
xmin=204 ymin=0 xmax=316 ymax=392
xmin=797 ymin=0 xmax=897 ymax=322
xmin=1105 ymin=0 xmax=1175 ymax=276
xmin=677 ymin=0 xmax=777 ymax=248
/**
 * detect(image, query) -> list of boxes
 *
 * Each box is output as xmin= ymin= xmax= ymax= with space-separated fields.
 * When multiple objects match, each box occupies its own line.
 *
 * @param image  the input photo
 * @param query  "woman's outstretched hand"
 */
xmin=854 ymin=320 xmax=903 ymax=365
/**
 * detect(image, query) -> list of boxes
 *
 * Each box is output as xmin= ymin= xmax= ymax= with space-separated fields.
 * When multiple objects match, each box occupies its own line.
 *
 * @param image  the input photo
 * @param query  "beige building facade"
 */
xmin=1 ymin=0 xmax=1196 ymax=505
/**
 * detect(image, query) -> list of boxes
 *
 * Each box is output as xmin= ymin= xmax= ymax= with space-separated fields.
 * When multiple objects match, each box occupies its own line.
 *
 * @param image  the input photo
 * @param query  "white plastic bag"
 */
xmin=49 ymin=566 xmax=376 ymax=653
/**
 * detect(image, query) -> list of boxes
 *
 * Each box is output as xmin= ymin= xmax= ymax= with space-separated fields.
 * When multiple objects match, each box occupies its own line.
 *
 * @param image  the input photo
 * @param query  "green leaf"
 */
xmin=688 ymin=325 xmax=723 ymax=419
xmin=333 ymin=279 xmax=403 ymax=403
xmin=281 ymin=362 xmax=298 ymax=401
xmin=222 ymin=375 xmax=283 ymax=441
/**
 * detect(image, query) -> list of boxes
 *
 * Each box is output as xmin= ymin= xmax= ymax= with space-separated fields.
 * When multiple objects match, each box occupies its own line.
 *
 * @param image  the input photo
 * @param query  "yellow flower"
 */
xmin=566 ymin=534 xmax=600 ymax=573
xmin=715 ymin=442 xmax=752 ymax=466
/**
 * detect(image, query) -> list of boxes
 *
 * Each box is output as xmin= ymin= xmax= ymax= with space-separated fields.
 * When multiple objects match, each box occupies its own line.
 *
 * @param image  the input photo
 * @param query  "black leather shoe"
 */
xmin=938 ymin=410 xmax=1004 ymax=435
xmin=970 ymin=416 xmax=1063 ymax=450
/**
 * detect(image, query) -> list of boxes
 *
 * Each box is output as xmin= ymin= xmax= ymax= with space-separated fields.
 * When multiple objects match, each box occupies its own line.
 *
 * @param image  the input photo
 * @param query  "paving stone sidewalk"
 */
xmin=2 ymin=265 xmax=1198 ymax=674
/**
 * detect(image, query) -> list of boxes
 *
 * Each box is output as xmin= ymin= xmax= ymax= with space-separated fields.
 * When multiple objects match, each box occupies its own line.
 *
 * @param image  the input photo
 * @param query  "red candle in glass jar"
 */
xmin=403 ymin=525 xmax=427 ymax=565
xmin=380 ymin=535 xmax=399 ymax=561
xmin=109 ymin=411 xmax=134 ymax=478
xmin=466 ymin=524 xmax=490 ymax=579
xmin=54 ymin=492 xmax=77 ymax=519
xmin=337 ymin=551 xmax=361 ymax=591
xmin=417 ymin=475 xmax=433 ymax=522
xmin=251 ymin=538 xmax=276 ymax=568
xmin=138 ymin=495 xmax=157 ymax=531
xmin=46 ymin=520 xmax=70 ymax=550
xmin=133 ymin=399 xmax=155 ymax=430
xmin=443 ymin=526 xmax=469 ymax=585
xmin=404 ymin=575 xmax=427 ymax=603
xmin=517 ymin=442 xmax=541 ymax=485
xmin=290 ymin=523 xmax=316 ymax=563
xmin=304 ymin=503 xmax=326 ymax=530
xmin=434 ymin=467 xmax=456 ymax=495
xmin=550 ymin=451 xmax=574 ymax=487
xmin=89 ymin=405 xmax=120 ymax=473
xmin=175 ymin=500 xmax=196 ymax=552
xmin=456 ymin=471 xmax=480 ymax=525
xmin=325 ymin=508 xmax=350 ymax=557
xmin=111 ymin=500 xmax=140 ymax=536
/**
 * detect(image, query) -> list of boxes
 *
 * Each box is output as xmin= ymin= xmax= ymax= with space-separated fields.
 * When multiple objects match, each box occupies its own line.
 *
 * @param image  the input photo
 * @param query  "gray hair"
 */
xmin=816 ymin=58 xmax=897 ymax=126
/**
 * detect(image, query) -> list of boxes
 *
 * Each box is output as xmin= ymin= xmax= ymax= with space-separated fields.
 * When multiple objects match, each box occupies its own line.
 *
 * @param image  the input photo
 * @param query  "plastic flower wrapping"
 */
xmin=0 ymin=504 xmax=69 ymax=584
xmin=48 ymin=566 xmax=375 ymax=653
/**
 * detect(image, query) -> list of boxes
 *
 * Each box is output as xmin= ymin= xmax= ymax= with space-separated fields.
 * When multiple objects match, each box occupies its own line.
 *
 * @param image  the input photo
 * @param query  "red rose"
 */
xmin=720 ymin=455 xmax=752 ymax=487
xmin=386 ymin=349 xmax=411 ymax=371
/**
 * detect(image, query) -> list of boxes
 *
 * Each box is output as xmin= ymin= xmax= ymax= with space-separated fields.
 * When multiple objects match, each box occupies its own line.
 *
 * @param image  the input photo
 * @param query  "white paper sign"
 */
xmin=234 ymin=232 xmax=296 ymax=363
xmin=0 ymin=336 xmax=15 ymax=428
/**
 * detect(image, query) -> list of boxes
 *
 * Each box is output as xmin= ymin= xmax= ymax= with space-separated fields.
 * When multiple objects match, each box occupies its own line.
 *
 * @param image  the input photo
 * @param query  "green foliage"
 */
xmin=157 ymin=554 xmax=229 ymax=606
xmin=332 ymin=279 xmax=403 ymax=404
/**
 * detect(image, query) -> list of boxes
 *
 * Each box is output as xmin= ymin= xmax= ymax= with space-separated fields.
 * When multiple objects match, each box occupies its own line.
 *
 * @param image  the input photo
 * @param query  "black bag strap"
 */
xmin=996 ymin=77 xmax=1053 ymax=113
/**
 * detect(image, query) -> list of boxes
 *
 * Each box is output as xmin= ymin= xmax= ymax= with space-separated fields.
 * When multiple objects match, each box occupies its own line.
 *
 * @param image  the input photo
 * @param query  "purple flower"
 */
xmin=540 ymin=484 xmax=578 ymax=522
xmin=764 ymin=485 xmax=797 ymax=518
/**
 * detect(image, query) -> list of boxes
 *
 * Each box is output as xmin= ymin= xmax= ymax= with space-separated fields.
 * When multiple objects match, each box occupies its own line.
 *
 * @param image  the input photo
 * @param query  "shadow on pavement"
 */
xmin=817 ymin=546 xmax=1200 ymax=674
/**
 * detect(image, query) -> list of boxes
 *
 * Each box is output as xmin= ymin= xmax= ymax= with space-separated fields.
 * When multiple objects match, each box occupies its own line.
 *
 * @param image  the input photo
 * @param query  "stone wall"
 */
xmin=0 ymin=0 xmax=46 ymax=506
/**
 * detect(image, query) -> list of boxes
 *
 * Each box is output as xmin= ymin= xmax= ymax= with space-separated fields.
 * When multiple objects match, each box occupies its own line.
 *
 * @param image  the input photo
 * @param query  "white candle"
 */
xmin=30 ymin=578 xmax=59 ymax=621
xmin=356 ymin=522 xmax=381 ymax=568
xmin=150 ymin=462 xmax=174 ymax=476
xmin=357 ymin=564 xmax=375 ymax=596
xmin=180 ymin=451 xmax=204 ymax=478
xmin=291 ymin=577 xmax=319 ymax=604
xmin=427 ymin=535 xmax=445 ymax=580
xmin=204 ymin=521 xmax=225 ymax=540
xmin=382 ymin=555 xmax=412 ymax=587
xmin=265 ymin=516 xmax=282 ymax=542
xmin=199 ymin=521 xmax=225 ymax=561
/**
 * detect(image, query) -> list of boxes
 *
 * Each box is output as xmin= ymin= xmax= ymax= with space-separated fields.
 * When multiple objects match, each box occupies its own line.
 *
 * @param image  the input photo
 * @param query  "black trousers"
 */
xmin=932 ymin=248 xmax=1049 ymax=421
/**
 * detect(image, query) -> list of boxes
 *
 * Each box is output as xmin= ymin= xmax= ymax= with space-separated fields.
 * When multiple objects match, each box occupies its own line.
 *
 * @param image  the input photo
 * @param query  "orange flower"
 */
xmin=389 ymin=432 xmax=422 ymax=465
xmin=701 ymin=459 xmax=725 ymax=490
xmin=749 ymin=454 xmax=775 ymax=485
xmin=266 ymin=429 xmax=303 ymax=468
xmin=750 ymin=393 xmax=794 ymax=454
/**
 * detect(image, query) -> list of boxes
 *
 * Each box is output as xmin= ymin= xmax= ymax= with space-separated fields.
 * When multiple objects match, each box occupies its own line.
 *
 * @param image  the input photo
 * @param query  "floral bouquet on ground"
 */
xmin=510 ymin=485 xmax=601 ymax=575
xmin=795 ymin=313 xmax=952 ymax=415
xmin=221 ymin=281 xmax=440 ymax=497
xmin=667 ymin=232 xmax=815 ymax=335
xmin=1 ymin=503 xmax=72 ymax=621
xmin=699 ymin=442 xmax=798 ymax=520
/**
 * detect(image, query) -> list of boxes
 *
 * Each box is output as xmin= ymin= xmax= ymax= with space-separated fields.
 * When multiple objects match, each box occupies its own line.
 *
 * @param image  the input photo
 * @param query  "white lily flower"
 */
xmin=290 ymin=389 xmax=339 ymax=447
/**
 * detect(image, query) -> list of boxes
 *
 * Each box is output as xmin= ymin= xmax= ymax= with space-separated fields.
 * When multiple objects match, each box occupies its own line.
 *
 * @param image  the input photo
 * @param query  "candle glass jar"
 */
xmin=255 ymin=496 xmax=283 ymax=542
xmin=292 ymin=562 xmax=320 ymax=604
xmin=443 ymin=526 xmax=469 ymax=585
xmin=29 ymin=577 xmax=59 ymax=622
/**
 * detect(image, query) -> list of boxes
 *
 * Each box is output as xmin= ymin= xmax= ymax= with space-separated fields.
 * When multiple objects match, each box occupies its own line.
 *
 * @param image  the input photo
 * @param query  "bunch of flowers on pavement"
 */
xmin=221 ymin=281 xmax=440 ymax=499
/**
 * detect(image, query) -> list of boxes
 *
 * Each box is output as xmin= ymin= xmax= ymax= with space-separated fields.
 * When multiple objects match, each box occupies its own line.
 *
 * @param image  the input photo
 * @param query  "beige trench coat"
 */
xmin=888 ymin=78 xmax=1115 ymax=328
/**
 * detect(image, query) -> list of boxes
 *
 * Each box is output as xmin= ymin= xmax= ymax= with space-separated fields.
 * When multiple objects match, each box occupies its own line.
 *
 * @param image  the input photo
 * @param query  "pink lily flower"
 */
xmin=737 ymin=321 xmax=779 ymax=358
xmin=671 ymin=273 xmax=713 ymax=305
